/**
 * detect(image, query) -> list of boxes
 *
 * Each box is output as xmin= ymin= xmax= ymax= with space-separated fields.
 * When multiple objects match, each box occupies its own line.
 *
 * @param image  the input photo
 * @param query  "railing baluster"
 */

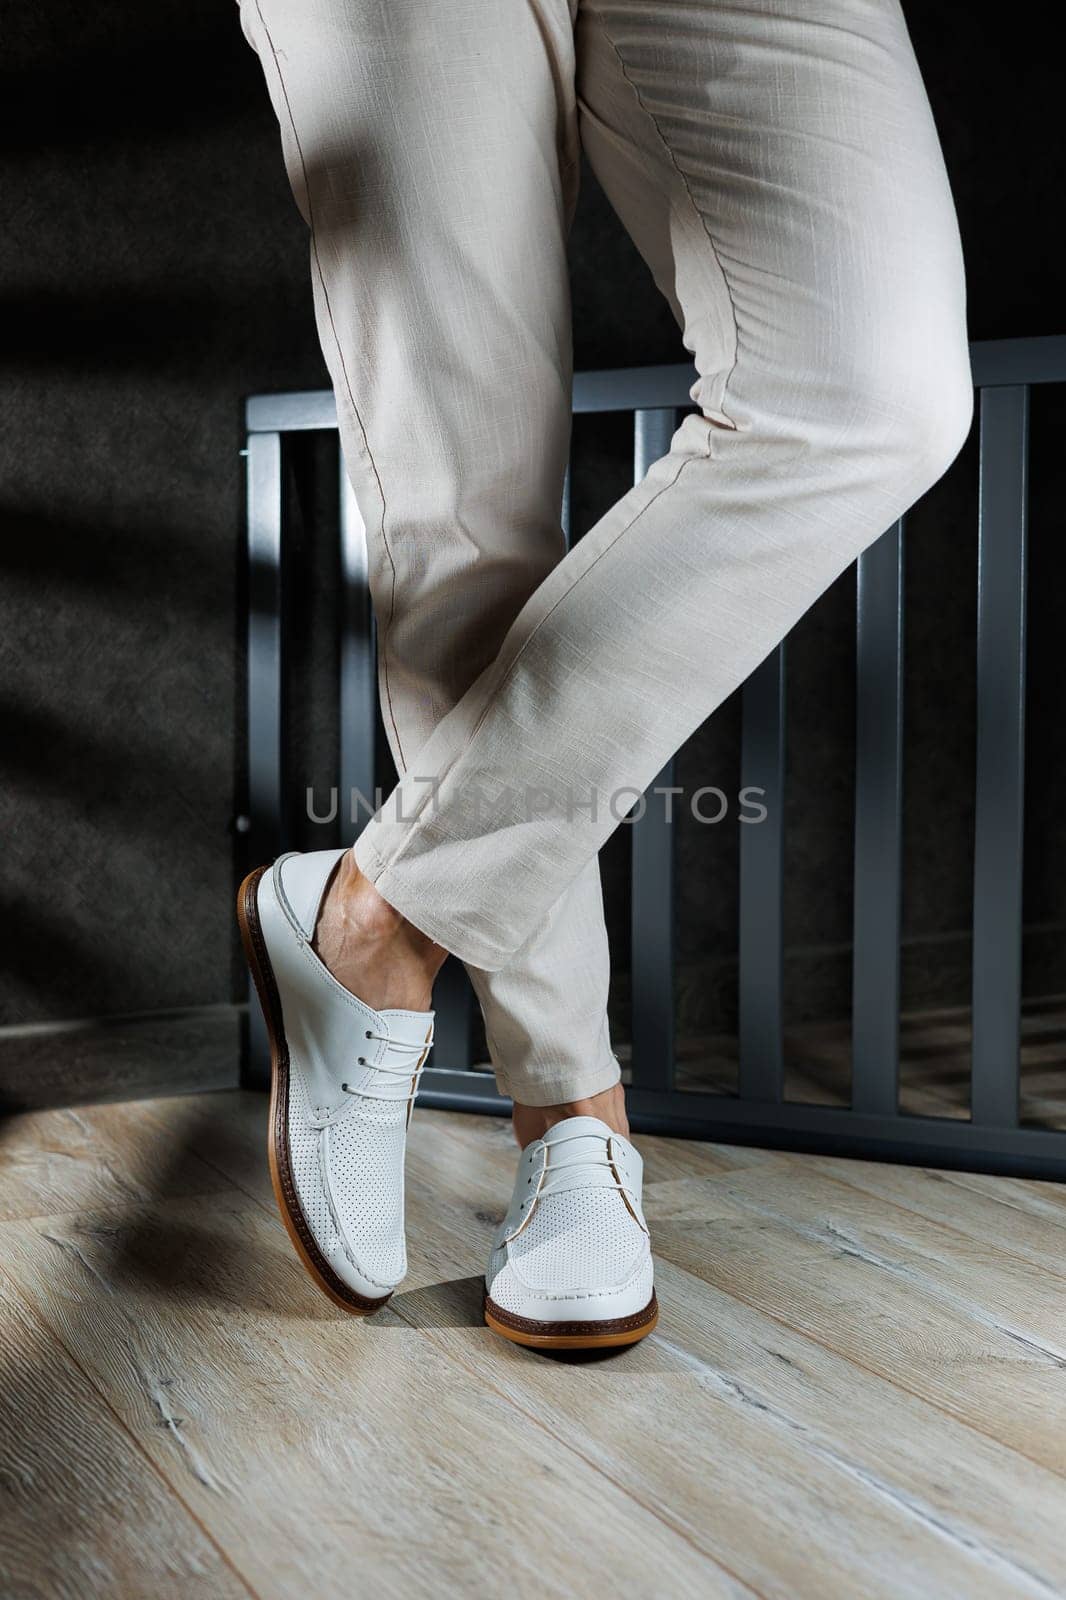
xmin=241 ymin=340 xmax=1066 ymax=1173
xmin=630 ymin=409 xmax=679 ymax=1092
xmin=851 ymin=519 xmax=905 ymax=1114
xmin=738 ymin=646 xmax=786 ymax=1101
xmin=247 ymin=431 xmax=286 ymax=855
xmin=338 ymin=459 xmax=377 ymax=847
xmin=245 ymin=429 xmax=286 ymax=1088
xmin=971 ymin=384 xmax=1029 ymax=1127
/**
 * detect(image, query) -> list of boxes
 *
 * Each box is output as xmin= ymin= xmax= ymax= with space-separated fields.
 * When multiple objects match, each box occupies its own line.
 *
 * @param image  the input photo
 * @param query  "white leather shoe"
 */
xmin=237 ymin=849 xmax=433 ymax=1314
xmin=484 ymin=1116 xmax=658 ymax=1349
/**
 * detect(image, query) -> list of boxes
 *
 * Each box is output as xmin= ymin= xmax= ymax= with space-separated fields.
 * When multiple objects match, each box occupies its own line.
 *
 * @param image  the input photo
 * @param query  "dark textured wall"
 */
xmin=1 ymin=0 xmax=330 ymax=1101
xmin=2 ymin=0 xmax=1063 ymax=1104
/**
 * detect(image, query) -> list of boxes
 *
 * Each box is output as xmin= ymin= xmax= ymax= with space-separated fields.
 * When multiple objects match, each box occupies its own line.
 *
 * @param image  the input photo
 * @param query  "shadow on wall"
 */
xmin=0 ymin=0 xmax=330 ymax=1037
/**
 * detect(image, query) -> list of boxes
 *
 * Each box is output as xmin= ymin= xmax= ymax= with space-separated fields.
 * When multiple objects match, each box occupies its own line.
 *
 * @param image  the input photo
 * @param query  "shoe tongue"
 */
xmin=540 ymin=1116 xmax=617 ymax=1193
xmin=542 ymin=1115 xmax=614 ymax=1144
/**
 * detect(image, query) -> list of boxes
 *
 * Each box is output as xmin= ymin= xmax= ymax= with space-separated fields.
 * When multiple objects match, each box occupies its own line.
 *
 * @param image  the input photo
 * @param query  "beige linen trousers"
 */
xmin=238 ymin=0 xmax=973 ymax=1106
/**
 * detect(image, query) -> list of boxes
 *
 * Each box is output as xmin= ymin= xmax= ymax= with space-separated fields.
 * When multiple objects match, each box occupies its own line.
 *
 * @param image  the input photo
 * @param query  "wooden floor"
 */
xmin=2 ymin=1094 xmax=1065 ymax=1599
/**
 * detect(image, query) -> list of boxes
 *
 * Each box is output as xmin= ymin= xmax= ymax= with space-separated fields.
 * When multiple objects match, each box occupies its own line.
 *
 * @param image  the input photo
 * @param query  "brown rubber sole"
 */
xmin=484 ymin=1291 xmax=659 ymax=1351
xmin=236 ymin=862 xmax=391 ymax=1317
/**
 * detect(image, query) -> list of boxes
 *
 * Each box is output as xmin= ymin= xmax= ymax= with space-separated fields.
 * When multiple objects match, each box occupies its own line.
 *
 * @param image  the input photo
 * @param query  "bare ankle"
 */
xmin=319 ymin=854 xmax=400 ymax=937
xmin=511 ymin=1081 xmax=629 ymax=1148
xmin=312 ymin=852 xmax=446 ymax=1011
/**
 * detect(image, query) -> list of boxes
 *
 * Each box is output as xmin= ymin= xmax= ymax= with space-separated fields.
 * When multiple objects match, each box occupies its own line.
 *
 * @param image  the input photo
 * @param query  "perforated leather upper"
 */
xmin=486 ymin=1116 xmax=654 ymax=1322
xmin=260 ymin=849 xmax=433 ymax=1297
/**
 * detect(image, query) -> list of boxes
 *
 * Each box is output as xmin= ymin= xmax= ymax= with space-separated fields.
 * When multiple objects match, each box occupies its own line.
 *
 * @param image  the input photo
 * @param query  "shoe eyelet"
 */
xmin=358 ymin=1056 xmax=366 ymax=1066
xmin=341 ymin=1083 xmax=348 ymax=1092
xmin=365 ymin=1029 xmax=372 ymax=1038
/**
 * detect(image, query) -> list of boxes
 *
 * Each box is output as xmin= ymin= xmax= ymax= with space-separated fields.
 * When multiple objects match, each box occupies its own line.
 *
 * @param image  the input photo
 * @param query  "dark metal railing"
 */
xmin=243 ymin=335 xmax=1066 ymax=1177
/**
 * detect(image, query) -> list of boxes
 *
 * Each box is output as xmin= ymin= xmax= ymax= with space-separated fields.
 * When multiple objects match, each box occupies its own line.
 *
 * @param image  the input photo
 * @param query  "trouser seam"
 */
xmin=588 ymin=3 xmax=741 ymax=429
xmin=250 ymin=0 xmax=406 ymax=768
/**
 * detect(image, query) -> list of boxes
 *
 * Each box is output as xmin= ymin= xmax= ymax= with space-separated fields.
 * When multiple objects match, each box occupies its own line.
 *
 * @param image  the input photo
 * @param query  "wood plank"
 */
xmin=657 ymin=1162 xmax=1066 ymax=1356
xmin=123 ymin=1090 xmax=777 ymax=1218
xmin=646 ymin=1164 xmax=1066 ymax=1476
xmin=0 ymin=1099 xmax=235 ymax=1222
xmin=0 ymin=1192 xmax=744 ymax=1600
xmin=0 ymin=1273 xmax=248 ymax=1599
xmin=452 ymin=1256 xmax=1066 ymax=1600
xmin=807 ymin=1154 xmax=1066 ymax=1281
xmin=929 ymin=1168 xmax=1066 ymax=1227
xmin=11 ymin=1092 xmax=1065 ymax=1598
xmin=133 ymin=1089 xmax=275 ymax=1207
xmin=129 ymin=1094 xmax=1066 ymax=1583
xmin=391 ymin=1127 xmax=1066 ymax=1599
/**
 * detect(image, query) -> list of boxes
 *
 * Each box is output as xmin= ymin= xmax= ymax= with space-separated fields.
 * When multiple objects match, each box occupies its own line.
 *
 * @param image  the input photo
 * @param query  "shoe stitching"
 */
xmin=501 ymin=1278 xmax=652 ymax=1307
xmin=317 ymin=1132 xmax=402 ymax=1292
xmin=297 ymin=1069 xmax=404 ymax=1294
xmin=485 ymin=1295 xmax=657 ymax=1337
xmin=502 ymin=1249 xmax=652 ymax=1302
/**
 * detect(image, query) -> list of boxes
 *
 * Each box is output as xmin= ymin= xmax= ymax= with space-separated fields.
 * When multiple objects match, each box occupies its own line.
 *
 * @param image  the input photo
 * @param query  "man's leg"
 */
xmin=352 ymin=0 xmax=974 ymax=971
xmin=237 ymin=0 xmax=622 ymax=1113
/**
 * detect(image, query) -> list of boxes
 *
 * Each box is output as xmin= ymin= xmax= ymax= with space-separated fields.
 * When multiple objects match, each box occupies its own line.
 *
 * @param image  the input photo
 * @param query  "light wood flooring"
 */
xmin=2 ymin=1090 xmax=1065 ymax=1599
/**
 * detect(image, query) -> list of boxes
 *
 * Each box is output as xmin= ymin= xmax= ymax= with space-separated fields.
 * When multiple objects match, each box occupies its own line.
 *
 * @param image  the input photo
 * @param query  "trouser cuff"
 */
xmin=351 ymin=833 xmax=516 ymax=970
xmin=492 ymin=1052 xmax=622 ymax=1108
